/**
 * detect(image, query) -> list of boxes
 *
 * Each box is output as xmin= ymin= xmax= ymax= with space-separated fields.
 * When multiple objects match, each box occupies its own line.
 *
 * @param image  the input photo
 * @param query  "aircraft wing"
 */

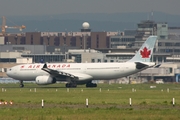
xmin=41 ymin=63 xmax=93 ymax=81
xmin=42 ymin=63 xmax=78 ymax=79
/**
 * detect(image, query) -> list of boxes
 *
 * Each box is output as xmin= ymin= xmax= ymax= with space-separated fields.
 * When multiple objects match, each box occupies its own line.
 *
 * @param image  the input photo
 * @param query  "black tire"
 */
xmin=66 ymin=83 xmax=77 ymax=88
xmin=20 ymin=84 xmax=24 ymax=88
xmin=66 ymin=83 xmax=70 ymax=88
xmin=86 ymin=83 xmax=97 ymax=87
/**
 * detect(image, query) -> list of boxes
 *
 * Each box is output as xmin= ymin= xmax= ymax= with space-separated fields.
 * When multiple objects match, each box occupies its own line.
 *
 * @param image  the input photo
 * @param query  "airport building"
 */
xmin=1 ymin=21 xmax=180 ymax=83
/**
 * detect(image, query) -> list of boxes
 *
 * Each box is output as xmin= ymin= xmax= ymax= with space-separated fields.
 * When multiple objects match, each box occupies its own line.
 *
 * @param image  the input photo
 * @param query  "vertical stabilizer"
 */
xmin=128 ymin=36 xmax=157 ymax=62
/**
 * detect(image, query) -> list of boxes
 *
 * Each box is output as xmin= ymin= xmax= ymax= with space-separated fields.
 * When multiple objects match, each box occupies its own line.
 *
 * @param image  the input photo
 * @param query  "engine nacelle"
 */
xmin=35 ymin=76 xmax=56 ymax=85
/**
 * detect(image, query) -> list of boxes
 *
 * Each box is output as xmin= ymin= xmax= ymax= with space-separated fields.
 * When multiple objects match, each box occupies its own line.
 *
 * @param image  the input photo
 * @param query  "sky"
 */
xmin=0 ymin=0 xmax=180 ymax=17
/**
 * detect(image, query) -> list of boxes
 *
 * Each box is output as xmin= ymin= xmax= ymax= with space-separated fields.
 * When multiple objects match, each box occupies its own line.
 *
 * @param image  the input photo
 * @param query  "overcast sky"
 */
xmin=0 ymin=0 xmax=180 ymax=16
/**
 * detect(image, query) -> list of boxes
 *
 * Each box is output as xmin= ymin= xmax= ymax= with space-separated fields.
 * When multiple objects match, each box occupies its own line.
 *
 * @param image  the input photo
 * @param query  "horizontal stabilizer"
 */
xmin=154 ymin=64 xmax=161 ymax=68
xmin=135 ymin=62 xmax=148 ymax=69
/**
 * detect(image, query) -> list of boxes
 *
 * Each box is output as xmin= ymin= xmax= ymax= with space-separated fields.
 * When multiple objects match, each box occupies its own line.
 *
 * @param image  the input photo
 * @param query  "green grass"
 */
xmin=0 ymin=83 xmax=180 ymax=120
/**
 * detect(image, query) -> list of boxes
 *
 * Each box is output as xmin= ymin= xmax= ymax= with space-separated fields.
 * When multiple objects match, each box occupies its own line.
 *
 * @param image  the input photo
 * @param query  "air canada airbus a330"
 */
xmin=6 ymin=36 xmax=158 ymax=88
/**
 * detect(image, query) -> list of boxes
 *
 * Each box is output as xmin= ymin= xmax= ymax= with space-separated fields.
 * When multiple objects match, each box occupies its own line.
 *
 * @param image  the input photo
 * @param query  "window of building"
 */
xmin=169 ymin=68 xmax=173 ymax=73
xmin=91 ymin=59 xmax=95 ymax=63
xmin=40 ymin=38 xmax=44 ymax=45
xmin=15 ymin=37 xmax=17 ymax=44
xmin=165 ymin=43 xmax=173 ymax=46
xmin=160 ymin=36 xmax=165 ymax=39
xmin=175 ymin=43 xmax=180 ymax=46
xmin=4 ymin=68 xmax=7 ymax=72
xmin=110 ymin=60 xmax=114 ymax=62
xmin=111 ymin=38 xmax=120 ymax=42
xmin=31 ymin=35 xmax=33 ymax=40
xmin=20 ymin=38 xmax=26 ymax=44
xmin=158 ymin=42 xmax=162 ymax=46
xmin=0 ymin=59 xmax=16 ymax=62
xmin=96 ymin=35 xmax=99 ymax=40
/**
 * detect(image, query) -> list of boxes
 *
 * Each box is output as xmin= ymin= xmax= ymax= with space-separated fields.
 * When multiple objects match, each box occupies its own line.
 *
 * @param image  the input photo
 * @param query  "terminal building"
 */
xmin=1 ymin=21 xmax=180 ymax=83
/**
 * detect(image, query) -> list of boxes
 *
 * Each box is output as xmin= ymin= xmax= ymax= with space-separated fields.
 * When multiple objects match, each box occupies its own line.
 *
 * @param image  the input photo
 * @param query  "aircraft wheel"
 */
xmin=20 ymin=84 xmax=24 ymax=88
xmin=65 ymin=83 xmax=69 ymax=88
xmin=19 ymin=81 xmax=24 ymax=88
xmin=72 ymin=84 xmax=77 ymax=88
xmin=93 ymin=83 xmax=97 ymax=87
xmin=86 ymin=83 xmax=97 ymax=87
xmin=66 ymin=83 xmax=77 ymax=88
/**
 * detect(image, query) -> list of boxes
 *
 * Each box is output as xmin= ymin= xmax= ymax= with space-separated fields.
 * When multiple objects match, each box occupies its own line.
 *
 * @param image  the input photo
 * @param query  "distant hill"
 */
xmin=3 ymin=12 xmax=180 ymax=33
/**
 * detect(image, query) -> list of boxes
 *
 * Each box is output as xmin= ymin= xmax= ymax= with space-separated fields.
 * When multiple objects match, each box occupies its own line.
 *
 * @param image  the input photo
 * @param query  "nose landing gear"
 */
xmin=19 ymin=81 xmax=24 ymax=88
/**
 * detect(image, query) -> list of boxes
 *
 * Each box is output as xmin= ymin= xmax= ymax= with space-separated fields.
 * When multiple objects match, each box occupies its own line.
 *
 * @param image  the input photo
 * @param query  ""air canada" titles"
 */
xmin=20 ymin=64 xmax=71 ymax=69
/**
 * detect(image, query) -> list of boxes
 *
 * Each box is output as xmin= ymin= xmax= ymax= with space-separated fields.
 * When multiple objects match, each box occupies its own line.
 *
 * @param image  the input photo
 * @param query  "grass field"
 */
xmin=0 ymin=83 xmax=180 ymax=120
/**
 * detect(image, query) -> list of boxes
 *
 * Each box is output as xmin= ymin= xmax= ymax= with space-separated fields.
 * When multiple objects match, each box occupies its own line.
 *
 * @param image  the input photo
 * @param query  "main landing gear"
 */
xmin=19 ymin=81 xmax=24 ymax=88
xmin=65 ymin=83 xmax=77 ymax=88
xmin=86 ymin=82 xmax=97 ymax=87
xmin=65 ymin=82 xmax=97 ymax=88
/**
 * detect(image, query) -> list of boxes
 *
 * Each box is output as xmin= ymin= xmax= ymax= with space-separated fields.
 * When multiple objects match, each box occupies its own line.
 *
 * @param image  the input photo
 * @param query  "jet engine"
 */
xmin=35 ymin=76 xmax=56 ymax=85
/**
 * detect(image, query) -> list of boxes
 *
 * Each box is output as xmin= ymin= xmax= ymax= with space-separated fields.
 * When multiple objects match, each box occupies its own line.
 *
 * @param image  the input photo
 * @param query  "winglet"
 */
xmin=128 ymin=36 xmax=157 ymax=62
xmin=42 ymin=63 xmax=47 ymax=68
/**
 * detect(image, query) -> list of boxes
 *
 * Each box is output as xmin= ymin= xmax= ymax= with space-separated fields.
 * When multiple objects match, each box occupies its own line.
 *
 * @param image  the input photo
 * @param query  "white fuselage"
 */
xmin=7 ymin=62 xmax=146 ymax=82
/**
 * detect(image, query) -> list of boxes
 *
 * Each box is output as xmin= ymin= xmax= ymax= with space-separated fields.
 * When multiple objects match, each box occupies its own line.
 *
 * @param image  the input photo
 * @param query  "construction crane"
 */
xmin=1 ymin=16 xmax=26 ymax=35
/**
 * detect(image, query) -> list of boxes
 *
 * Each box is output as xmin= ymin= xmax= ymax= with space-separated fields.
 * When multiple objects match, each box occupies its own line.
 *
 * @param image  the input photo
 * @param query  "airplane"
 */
xmin=6 ymin=36 xmax=158 ymax=88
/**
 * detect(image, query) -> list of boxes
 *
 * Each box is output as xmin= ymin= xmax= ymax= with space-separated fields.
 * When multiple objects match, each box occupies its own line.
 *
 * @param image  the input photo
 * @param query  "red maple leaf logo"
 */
xmin=21 ymin=66 xmax=24 ymax=68
xmin=140 ymin=47 xmax=151 ymax=58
